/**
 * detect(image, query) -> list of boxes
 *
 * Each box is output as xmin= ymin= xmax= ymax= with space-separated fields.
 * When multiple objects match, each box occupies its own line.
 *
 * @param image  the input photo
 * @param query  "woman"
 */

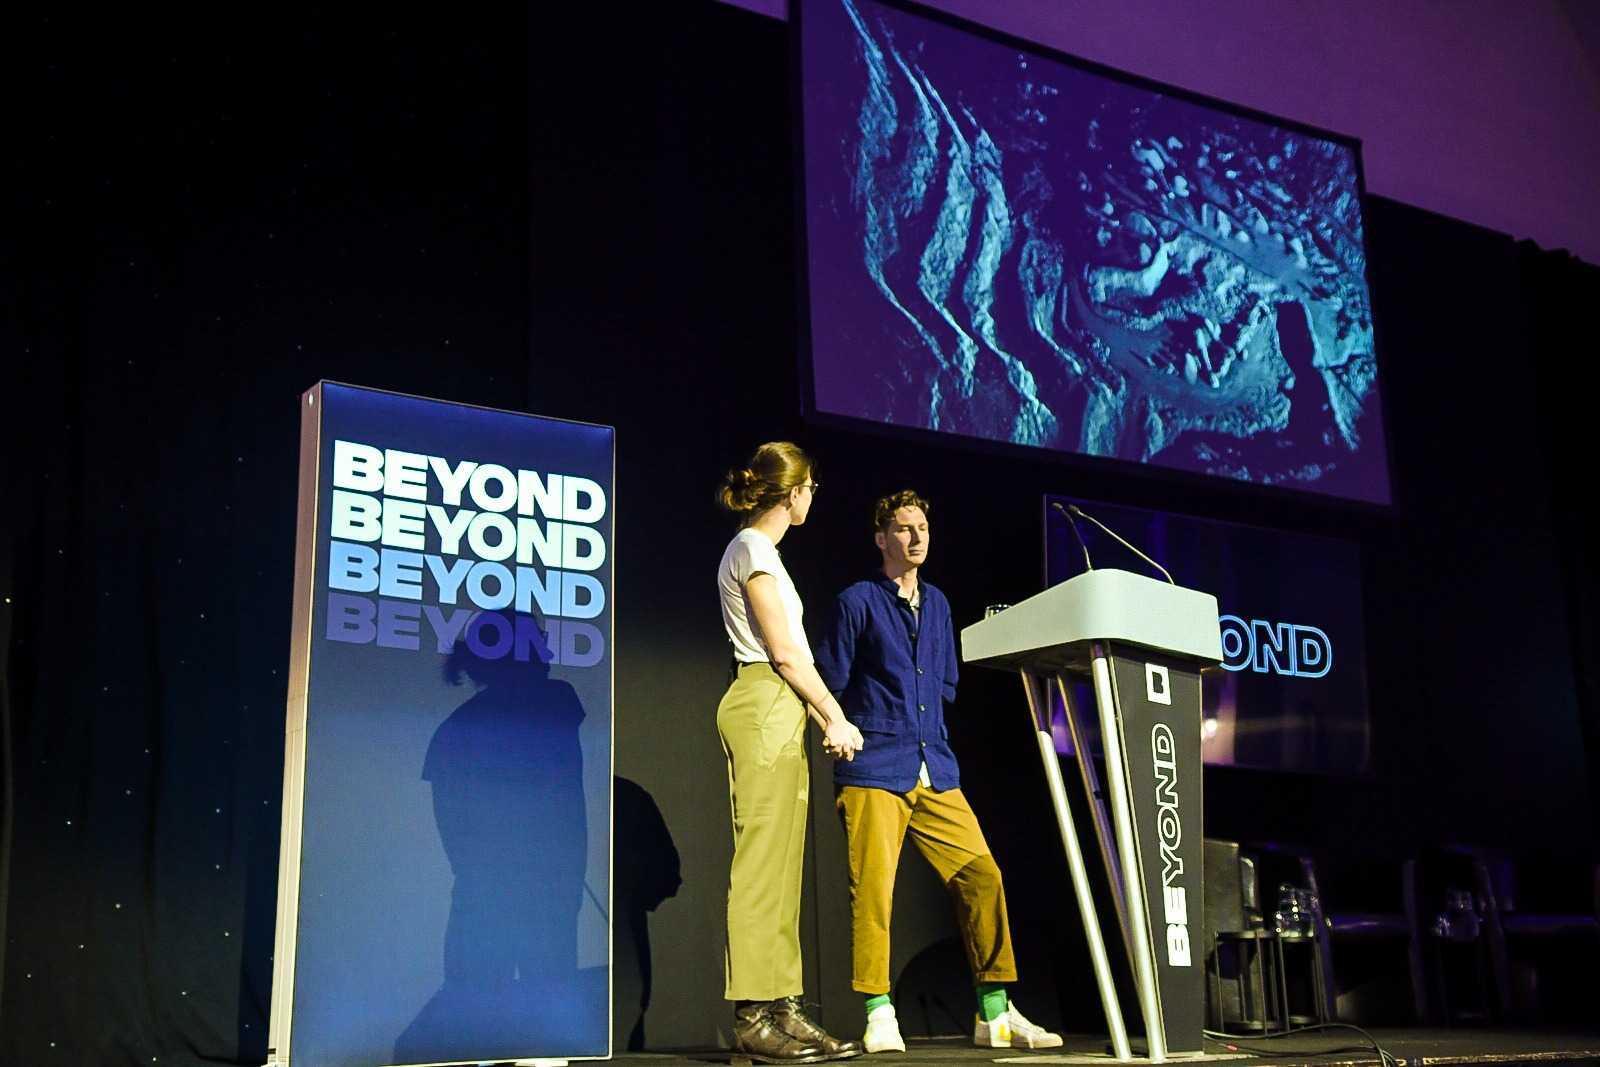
xmin=715 ymin=441 xmax=864 ymax=1064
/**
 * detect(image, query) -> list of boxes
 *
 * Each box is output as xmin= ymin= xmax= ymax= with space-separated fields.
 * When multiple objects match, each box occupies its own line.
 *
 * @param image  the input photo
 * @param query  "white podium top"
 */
xmin=960 ymin=568 xmax=1223 ymax=672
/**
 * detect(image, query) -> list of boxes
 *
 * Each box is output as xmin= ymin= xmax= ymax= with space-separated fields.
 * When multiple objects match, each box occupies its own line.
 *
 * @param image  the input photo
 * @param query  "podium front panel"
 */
xmin=1107 ymin=644 xmax=1206 ymax=1054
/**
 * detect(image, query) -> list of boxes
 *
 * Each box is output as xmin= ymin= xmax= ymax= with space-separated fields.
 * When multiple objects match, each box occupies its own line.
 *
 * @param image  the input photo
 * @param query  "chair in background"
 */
xmin=1417 ymin=846 xmax=1504 ymax=1025
xmin=1248 ymin=844 xmax=1426 ymax=1026
xmin=1467 ymin=849 xmax=1600 ymax=1023
xmin=1204 ymin=838 xmax=1282 ymax=1033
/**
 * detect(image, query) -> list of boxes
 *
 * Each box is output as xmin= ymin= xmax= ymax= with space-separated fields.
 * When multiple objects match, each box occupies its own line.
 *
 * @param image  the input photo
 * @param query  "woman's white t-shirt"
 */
xmin=718 ymin=527 xmax=812 ymax=665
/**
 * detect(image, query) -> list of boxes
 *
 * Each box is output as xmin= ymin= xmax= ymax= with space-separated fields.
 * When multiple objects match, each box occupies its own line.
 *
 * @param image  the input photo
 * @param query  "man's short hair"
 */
xmin=873 ymin=489 xmax=931 ymax=532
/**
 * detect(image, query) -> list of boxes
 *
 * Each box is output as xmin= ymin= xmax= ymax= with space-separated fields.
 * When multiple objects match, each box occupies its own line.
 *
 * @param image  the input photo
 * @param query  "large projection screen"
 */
xmin=796 ymin=0 xmax=1392 ymax=505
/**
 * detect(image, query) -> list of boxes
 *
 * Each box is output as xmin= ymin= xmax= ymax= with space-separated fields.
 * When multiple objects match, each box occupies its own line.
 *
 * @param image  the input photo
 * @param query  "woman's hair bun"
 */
xmin=715 ymin=443 xmax=813 ymax=519
xmin=717 ymin=467 xmax=762 ymax=513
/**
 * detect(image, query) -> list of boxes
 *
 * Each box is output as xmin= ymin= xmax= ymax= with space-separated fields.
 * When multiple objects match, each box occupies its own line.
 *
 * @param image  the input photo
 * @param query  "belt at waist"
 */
xmin=729 ymin=658 xmax=774 ymax=684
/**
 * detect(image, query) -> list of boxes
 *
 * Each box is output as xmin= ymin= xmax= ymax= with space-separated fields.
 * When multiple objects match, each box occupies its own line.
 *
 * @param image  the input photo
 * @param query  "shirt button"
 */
xmin=918 ymin=704 xmax=926 ymax=712
xmin=920 ymin=741 xmax=927 ymax=748
xmin=916 ymin=667 xmax=924 ymax=675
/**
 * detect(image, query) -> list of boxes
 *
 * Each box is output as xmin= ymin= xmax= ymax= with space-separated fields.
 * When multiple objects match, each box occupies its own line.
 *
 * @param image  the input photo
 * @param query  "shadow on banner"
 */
xmin=394 ymin=631 xmax=589 ymax=1063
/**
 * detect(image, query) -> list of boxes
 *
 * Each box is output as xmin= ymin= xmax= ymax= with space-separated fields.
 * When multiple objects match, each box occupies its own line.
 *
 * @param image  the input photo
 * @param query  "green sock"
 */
xmin=865 ymin=994 xmax=891 ymax=1018
xmin=977 ymin=983 xmax=1008 ymax=1022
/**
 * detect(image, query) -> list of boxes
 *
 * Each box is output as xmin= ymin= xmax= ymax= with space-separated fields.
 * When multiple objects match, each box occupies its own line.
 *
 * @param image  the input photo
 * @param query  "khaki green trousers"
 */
xmin=717 ymin=662 xmax=809 ymax=1001
xmin=836 ymin=783 xmax=1018 ymax=995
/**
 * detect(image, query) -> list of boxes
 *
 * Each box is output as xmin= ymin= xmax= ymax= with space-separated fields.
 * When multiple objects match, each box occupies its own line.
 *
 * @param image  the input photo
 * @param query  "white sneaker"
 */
xmin=972 ymin=1003 xmax=1063 ymax=1049
xmin=863 ymin=1003 xmax=906 ymax=1053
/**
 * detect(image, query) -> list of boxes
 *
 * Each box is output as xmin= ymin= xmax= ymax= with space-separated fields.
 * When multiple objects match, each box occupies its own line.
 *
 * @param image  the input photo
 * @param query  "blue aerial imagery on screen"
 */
xmin=800 ymin=0 xmax=1391 ymax=504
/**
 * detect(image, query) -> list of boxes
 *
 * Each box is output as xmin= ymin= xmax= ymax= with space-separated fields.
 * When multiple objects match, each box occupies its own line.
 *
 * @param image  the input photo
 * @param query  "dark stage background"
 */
xmin=6 ymin=5 xmax=1597 ymax=1064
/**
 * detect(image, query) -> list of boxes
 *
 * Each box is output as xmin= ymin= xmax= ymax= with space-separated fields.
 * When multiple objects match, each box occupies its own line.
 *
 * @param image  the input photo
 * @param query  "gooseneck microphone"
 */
xmin=1050 ymin=501 xmax=1094 ymax=575
xmin=1067 ymin=503 xmax=1176 ymax=585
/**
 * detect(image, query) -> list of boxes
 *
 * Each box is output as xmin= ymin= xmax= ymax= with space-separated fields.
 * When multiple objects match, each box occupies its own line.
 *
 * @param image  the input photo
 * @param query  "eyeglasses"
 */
xmin=800 ymin=482 xmax=821 ymax=494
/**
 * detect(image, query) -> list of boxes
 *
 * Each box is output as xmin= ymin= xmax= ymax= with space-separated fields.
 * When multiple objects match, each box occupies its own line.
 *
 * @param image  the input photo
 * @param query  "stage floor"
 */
xmin=604 ymin=1029 xmax=1600 ymax=1067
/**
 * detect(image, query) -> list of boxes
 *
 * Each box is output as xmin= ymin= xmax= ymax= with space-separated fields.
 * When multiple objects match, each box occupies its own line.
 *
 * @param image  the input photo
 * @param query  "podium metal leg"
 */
xmin=1090 ymin=643 xmax=1168 ymax=1063
xmin=1053 ymin=672 xmax=1134 ymax=968
xmin=1020 ymin=671 xmax=1132 ymax=1062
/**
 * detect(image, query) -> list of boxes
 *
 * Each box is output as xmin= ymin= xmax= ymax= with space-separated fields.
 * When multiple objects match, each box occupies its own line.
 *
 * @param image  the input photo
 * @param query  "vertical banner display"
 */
xmin=268 ymin=382 xmax=613 ymax=1067
xmin=1107 ymin=647 xmax=1205 ymax=1054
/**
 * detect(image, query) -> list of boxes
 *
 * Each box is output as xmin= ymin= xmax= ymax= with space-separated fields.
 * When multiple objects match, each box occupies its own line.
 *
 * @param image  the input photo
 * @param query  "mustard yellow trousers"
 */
xmin=836 ymin=783 xmax=1018 ymax=995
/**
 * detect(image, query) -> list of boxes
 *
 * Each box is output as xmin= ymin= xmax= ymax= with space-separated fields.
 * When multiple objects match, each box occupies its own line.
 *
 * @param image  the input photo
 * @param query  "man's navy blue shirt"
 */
xmin=813 ymin=574 xmax=960 ymax=793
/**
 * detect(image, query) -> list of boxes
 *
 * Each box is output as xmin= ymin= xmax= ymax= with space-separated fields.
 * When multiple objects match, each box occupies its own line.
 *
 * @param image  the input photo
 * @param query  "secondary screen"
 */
xmin=1044 ymin=494 xmax=1369 ymax=773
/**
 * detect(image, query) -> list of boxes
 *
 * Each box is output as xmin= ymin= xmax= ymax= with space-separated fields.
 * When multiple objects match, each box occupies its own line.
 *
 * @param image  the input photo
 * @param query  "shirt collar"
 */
xmin=875 ymin=572 xmax=921 ymax=610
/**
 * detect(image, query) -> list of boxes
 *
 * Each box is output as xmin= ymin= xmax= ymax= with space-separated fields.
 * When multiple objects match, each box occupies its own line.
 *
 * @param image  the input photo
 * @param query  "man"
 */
xmin=814 ymin=490 xmax=1062 ymax=1053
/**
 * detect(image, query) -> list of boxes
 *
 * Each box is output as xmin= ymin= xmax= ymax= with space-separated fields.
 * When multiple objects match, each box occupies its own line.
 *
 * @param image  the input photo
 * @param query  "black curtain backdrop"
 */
xmin=6 ymin=4 xmax=1597 ymax=1064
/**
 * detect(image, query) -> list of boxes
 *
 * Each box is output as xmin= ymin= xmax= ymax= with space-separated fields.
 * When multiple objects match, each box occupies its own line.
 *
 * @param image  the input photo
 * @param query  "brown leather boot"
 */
xmin=771 ymin=997 xmax=866 ymax=1060
xmin=732 ymin=1000 xmax=829 ymax=1064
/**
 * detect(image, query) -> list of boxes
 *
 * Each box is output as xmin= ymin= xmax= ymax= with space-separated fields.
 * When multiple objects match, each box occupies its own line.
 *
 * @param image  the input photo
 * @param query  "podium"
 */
xmin=962 ymin=569 xmax=1222 ymax=1062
